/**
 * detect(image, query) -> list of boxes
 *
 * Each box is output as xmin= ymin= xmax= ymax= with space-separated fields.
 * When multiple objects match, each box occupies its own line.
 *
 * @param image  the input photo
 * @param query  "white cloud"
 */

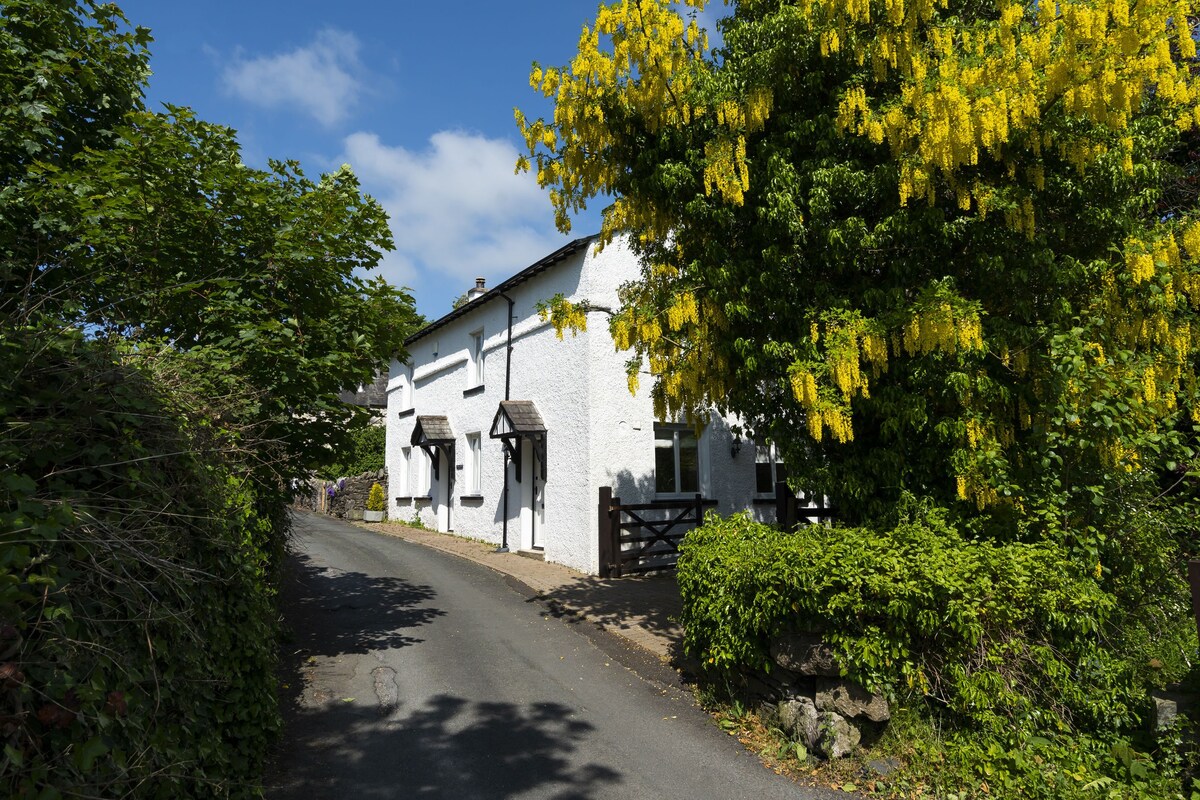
xmin=222 ymin=29 xmax=364 ymax=127
xmin=343 ymin=130 xmax=572 ymax=312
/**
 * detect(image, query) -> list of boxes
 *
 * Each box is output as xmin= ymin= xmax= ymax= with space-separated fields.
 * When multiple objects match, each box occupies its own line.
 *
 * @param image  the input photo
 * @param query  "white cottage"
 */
xmin=386 ymin=235 xmax=794 ymax=575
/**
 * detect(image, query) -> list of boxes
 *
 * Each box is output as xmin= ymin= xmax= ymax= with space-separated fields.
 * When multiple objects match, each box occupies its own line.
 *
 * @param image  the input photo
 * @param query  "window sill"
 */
xmin=462 ymin=385 xmax=485 ymax=398
xmin=397 ymin=408 xmax=415 ymax=419
xmin=459 ymin=494 xmax=484 ymax=502
xmin=413 ymin=495 xmax=433 ymax=503
xmin=395 ymin=495 xmax=413 ymax=503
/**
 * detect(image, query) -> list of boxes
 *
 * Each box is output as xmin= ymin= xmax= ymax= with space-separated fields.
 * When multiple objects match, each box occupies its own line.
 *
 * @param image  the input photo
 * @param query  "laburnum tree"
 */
xmin=518 ymin=0 xmax=1200 ymax=540
xmin=520 ymin=2 xmax=1200 ymax=761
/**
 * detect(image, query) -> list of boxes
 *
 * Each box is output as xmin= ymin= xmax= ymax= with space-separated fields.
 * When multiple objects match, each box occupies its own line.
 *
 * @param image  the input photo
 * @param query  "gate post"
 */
xmin=598 ymin=486 xmax=614 ymax=578
xmin=775 ymin=480 xmax=794 ymax=531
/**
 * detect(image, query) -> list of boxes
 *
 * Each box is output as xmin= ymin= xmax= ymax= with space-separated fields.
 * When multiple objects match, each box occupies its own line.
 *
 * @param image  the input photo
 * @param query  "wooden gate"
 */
xmin=597 ymin=487 xmax=717 ymax=578
xmin=774 ymin=480 xmax=835 ymax=530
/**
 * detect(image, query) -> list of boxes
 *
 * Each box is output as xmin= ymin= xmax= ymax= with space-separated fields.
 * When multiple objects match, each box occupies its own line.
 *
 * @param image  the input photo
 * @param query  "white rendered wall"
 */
xmin=385 ymin=237 xmax=778 ymax=575
xmin=386 ymin=245 xmax=604 ymax=572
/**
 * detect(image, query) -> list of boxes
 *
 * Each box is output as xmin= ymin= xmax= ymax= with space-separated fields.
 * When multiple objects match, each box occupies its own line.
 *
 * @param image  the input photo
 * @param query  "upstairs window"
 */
xmin=397 ymin=366 xmax=413 ymax=410
xmin=755 ymin=442 xmax=788 ymax=495
xmin=655 ymin=424 xmax=699 ymax=495
xmin=468 ymin=329 xmax=485 ymax=388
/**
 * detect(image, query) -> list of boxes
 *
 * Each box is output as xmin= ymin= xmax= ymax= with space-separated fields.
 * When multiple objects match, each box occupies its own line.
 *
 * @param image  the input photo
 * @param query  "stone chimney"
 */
xmin=466 ymin=277 xmax=487 ymax=302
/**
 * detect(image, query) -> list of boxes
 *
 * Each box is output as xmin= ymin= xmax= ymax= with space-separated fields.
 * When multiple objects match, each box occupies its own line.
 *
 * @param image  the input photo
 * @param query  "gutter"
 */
xmin=404 ymin=235 xmax=596 ymax=347
xmin=497 ymin=292 xmax=515 ymax=553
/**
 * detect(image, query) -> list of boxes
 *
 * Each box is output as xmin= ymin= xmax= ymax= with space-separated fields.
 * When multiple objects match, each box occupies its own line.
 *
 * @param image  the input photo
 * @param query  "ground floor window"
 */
xmin=755 ymin=442 xmax=788 ymax=495
xmin=465 ymin=433 xmax=482 ymax=494
xmin=399 ymin=446 xmax=411 ymax=495
xmin=655 ymin=424 xmax=699 ymax=495
xmin=414 ymin=447 xmax=431 ymax=495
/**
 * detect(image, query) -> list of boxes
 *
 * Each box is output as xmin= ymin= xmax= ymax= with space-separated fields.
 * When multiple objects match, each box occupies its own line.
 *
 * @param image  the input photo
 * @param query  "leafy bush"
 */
xmin=0 ymin=329 xmax=280 ymax=798
xmin=366 ymin=482 xmax=386 ymax=512
xmin=323 ymin=424 xmax=386 ymax=479
xmin=677 ymin=504 xmax=1191 ymax=736
xmin=864 ymin=708 xmax=1194 ymax=800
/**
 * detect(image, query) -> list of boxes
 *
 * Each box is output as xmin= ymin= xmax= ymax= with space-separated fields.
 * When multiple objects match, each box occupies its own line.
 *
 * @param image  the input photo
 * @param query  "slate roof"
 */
xmin=338 ymin=371 xmax=388 ymax=409
xmin=492 ymin=400 xmax=547 ymax=436
xmin=405 ymin=235 xmax=597 ymax=346
xmin=411 ymin=415 xmax=455 ymax=445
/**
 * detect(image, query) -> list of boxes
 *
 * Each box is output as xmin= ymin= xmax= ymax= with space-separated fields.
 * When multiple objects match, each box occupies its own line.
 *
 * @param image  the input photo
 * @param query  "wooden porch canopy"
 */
xmin=411 ymin=415 xmax=455 ymax=480
xmin=489 ymin=400 xmax=546 ymax=481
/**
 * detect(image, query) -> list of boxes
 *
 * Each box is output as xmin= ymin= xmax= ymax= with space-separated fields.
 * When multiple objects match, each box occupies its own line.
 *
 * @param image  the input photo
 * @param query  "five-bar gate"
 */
xmin=597 ymin=487 xmax=717 ymax=578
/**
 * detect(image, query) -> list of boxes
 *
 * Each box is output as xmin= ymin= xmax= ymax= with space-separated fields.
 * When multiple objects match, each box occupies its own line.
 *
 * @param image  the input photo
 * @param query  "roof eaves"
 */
xmin=404 ymin=235 xmax=597 ymax=347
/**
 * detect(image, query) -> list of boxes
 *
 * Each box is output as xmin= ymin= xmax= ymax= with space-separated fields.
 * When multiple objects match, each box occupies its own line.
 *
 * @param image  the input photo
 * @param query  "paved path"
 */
xmin=266 ymin=513 xmax=836 ymax=799
xmin=357 ymin=517 xmax=688 ymax=664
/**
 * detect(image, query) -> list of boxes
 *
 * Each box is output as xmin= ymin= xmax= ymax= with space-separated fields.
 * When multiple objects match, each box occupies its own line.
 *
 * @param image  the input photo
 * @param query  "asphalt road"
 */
xmin=266 ymin=513 xmax=836 ymax=799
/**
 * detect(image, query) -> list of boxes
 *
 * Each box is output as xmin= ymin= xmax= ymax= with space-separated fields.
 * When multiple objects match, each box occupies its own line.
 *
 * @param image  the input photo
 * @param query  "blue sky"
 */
xmin=115 ymin=1 xmax=720 ymax=319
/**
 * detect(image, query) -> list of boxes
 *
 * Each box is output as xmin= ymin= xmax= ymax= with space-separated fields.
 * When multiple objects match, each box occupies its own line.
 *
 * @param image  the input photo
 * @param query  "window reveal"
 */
xmin=655 ymin=425 xmax=699 ymax=495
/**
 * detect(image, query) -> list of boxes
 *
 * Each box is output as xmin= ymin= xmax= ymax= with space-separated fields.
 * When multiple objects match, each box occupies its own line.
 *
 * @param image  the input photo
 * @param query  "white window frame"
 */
xmin=399 ymin=446 xmax=411 ymax=496
xmin=413 ymin=448 xmax=430 ymax=496
xmin=465 ymin=433 xmax=482 ymax=495
xmin=396 ymin=366 xmax=412 ymax=411
xmin=755 ymin=442 xmax=787 ymax=496
xmin=654 ymin=423 xmax=701 ymax=497
xmin=468 ymin=329 xmax=485 ymax=388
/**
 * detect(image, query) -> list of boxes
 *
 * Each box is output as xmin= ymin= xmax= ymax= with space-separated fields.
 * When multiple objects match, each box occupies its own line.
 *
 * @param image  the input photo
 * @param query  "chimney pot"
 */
xmin=466 ymin=277 xmax=488 ymax=302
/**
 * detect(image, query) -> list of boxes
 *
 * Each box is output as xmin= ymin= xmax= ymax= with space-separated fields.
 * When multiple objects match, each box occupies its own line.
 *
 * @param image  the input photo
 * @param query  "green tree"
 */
xmin=324 ymin=423 xmax=388 ymax=479
xmin=518 ymin=0 xmax=1200 ymax=775
xmin=28 ymin=106 xmax=417 ymax=488
xmin=518 ymin=0 xmax=1200 ymax=537
xmin=1 ymin=1 xmax=420 ymax=795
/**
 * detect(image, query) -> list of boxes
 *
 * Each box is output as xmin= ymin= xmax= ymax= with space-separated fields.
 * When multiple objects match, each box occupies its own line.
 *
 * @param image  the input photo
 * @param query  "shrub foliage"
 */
xmin=1 ymin=330 xmax=281 ymax=797
xmin=0 ymin=1 xmax=418 ymax=796
xmin=678 ymin=507 xmax=1197 ymax=793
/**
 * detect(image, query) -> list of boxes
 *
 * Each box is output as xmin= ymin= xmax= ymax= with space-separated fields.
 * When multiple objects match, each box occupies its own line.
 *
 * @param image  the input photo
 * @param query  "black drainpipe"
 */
xmin=497 ymin=293 xmax=515 ymax=553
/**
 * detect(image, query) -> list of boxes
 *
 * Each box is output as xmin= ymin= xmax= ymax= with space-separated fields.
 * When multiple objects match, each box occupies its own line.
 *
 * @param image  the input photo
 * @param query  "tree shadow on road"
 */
xmin=279 ymin=544 xmax=445 ymax=659
xmin=535 ymin=574 xmax=690 ymax=668
xmin=267 ymin=693 xmax=622 ymax=799
xmin=274 ymin=543 xmax=446 ymax=722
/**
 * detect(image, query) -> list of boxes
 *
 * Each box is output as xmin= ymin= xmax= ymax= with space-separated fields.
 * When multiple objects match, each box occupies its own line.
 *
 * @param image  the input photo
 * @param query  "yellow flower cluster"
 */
xmin=516 ymin=0 xmax=712 ymax=236
xmin=538 ymin=296 xmax=590 ymax=340
xmin=703 ymin=136 xmax=750 ymax=205
xmin=695 ymin=88 xmax=776 ymax=205
xmin=665 ymin=291 xmax=699 ymax=331
xmin=517 ymin=1 xmax=778 ymax=233
xmin=827 ymin=0 xmax=1199 ymax=227
xmin=1099 ymin=439 xmax=1142 ymax=473
xmin=786 ymin=313 xmax=895 ymax=442
xmin=791 ymin=370 xmax=819 ymax=408
xmin=610 ymin=281 xmax=732 ymax=424
xmin=955 ymin=470 xmax=1001 ymax=509
xmin=901 ymin=303 xmax=985 ymax=356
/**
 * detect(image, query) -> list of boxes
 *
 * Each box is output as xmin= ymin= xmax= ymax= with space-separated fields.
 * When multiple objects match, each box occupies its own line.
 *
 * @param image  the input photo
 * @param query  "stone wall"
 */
xmin=740 ymin=632 xmax=891 ymax=760
xmin=303 ymin=470 xmax=387 ymax=520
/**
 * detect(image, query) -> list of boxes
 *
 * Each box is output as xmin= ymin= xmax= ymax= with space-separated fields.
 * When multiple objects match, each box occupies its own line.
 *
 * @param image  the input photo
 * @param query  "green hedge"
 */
xmin=678 ymin=506 xmax=1181 ymax=733
xmin=678 ymin=506 xmax=1200 ymax=795
xmin=0 ymin=329 xmax=280 ymax=798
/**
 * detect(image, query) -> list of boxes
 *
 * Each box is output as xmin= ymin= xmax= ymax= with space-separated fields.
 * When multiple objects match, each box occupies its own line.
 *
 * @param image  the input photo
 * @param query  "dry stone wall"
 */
xmin=745 ymin=632 xmax=891 ymax=760
xmin=299 ymin=470 xmax=387 ymax=520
